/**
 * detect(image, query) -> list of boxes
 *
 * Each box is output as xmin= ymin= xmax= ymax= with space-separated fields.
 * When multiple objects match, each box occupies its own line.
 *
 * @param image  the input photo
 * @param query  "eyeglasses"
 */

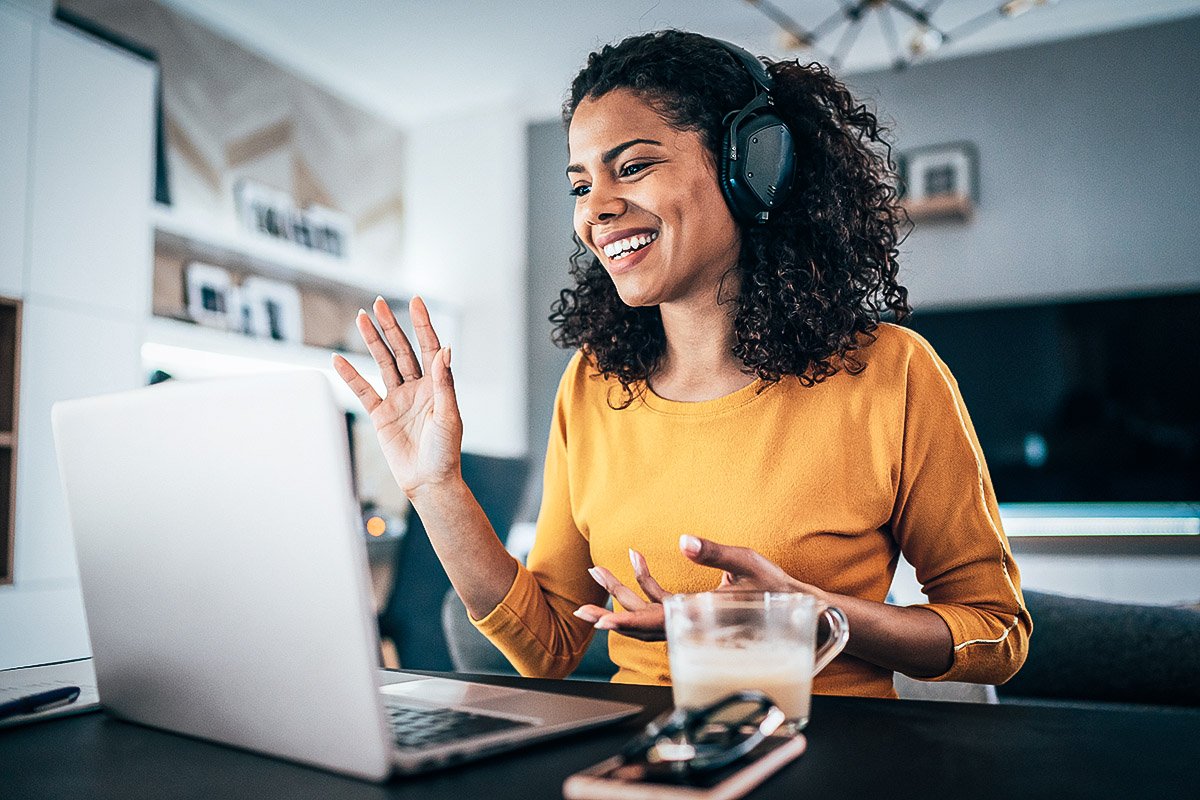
xmin=621 ymin=691 xmax=787 ymax=774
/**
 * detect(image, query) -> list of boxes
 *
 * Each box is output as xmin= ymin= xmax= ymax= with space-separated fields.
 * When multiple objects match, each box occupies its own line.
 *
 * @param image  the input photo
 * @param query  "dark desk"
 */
xmin=4 ymin=671 xmax=1199 ymax=799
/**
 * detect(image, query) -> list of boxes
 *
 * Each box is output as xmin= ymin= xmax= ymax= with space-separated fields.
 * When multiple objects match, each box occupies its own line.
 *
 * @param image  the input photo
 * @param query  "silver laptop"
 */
xmin=51 ymin=371 xmax=639 ymax=781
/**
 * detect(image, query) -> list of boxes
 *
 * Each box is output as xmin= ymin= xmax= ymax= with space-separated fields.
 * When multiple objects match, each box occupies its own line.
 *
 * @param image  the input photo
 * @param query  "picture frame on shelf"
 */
xmin=239 ymin=276 xmax=304 ymax=344
xmin=301 ymin=204 xmax=352 ymax=259
xmin=897 ymin=141 xmax=979 ymax=222
xmin=234 ymin=180 xmax=293 ymax=241
xmin=184 ymin=262 xmax=236 ymax=330
xmin=233 ymin=179 xmax=352 ymax=260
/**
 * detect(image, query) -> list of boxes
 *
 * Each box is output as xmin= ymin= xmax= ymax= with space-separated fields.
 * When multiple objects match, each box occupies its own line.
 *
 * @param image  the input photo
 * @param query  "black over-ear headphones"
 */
xmin=712 ymin=40 xmax=797 ymax=225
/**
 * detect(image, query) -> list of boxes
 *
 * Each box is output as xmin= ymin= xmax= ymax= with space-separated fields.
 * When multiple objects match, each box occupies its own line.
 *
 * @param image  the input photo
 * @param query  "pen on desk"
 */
xmin=0 ymin=686 xmax=82 ymax=721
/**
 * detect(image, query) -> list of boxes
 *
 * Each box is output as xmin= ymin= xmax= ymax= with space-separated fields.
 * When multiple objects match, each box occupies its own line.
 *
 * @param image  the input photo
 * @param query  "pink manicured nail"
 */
xmin=594 ymin=618 xmax=615 ymax=630
xmin=587 ymin=567 xmax=604 ymax=585
xmin=573 ymin=608 xmax=598 ymax=623
xmin=680 ymin=535 xmax=702 ymax=556
xmin=628 ymin=548 xmax=642 ymax=577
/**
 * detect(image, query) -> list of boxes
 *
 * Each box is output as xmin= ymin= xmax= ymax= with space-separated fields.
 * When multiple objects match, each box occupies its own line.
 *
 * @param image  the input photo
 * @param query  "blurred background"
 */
xmin=1 ymin=0 xmax=1197 ymax=672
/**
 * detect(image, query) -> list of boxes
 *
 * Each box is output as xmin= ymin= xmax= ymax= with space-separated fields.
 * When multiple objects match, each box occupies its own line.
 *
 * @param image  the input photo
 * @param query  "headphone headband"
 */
xmin=712 ymin=39 xmax=775 ymax=97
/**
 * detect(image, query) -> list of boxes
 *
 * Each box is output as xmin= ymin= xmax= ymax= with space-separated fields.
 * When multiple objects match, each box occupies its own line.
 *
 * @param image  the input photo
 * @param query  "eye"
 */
xmin=569 ymin=184 xmax=590 ymax=197
xmin=620 ymin=161 xmax=654 ymax=178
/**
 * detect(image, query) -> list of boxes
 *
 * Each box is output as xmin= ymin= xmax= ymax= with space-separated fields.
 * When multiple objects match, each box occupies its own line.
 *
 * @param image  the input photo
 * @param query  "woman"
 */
xmin=333 ymin=31 xmax=1030 ymax=699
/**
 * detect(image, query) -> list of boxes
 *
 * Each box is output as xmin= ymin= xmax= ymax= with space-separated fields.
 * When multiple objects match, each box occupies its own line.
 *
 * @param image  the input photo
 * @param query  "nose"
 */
xmin=584 ymin=179 xmax=626 ymax=226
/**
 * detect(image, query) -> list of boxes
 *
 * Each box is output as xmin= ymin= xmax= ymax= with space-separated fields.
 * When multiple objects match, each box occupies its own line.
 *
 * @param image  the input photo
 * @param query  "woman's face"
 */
xmin=567 ymin=88 xmax=740 ymax=308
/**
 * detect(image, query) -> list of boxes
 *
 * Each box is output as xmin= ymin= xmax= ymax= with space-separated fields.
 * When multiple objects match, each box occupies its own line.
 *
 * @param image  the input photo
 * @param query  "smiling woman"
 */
xmin=335 ymin=30 xmax=1031 ymax=701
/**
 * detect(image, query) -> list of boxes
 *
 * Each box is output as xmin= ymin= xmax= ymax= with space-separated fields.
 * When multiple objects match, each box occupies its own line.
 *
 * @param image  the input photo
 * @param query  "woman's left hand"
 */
xmin=573 ymin=535 xmax=829 ymax=641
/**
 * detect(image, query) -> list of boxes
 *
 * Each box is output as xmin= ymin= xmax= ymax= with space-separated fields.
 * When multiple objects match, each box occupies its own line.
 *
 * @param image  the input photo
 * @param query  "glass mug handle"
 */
xmin=813 ymin=605 xmax=850 ymax=674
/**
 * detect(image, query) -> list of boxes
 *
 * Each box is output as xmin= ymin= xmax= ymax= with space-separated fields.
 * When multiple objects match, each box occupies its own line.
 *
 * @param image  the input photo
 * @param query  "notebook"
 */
xmin=51 ymin=371 xmax=639 ymax=781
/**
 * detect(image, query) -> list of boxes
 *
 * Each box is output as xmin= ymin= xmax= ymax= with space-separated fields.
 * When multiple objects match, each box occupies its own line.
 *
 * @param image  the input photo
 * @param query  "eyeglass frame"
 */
xmin=620 ymin=691 xmax=789 ymax=774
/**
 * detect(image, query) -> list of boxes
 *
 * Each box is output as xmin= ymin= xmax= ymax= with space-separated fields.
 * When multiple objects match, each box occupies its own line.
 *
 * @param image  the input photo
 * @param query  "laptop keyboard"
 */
xmin=384 ymin=703 xmax=534 ymax=750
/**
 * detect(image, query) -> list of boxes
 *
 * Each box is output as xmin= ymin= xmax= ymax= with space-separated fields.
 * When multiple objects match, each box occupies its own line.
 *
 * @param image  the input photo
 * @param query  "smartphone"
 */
xmin=563 ymin=733 xmax=806 ymax=800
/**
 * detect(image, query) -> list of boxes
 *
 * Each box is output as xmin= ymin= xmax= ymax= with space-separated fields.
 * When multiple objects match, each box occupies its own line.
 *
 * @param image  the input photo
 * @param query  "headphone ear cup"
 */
xmin=720 ymin=109 xmax=797 ymax=225
xmin=741 ymin=111 xmax=797 ymax=215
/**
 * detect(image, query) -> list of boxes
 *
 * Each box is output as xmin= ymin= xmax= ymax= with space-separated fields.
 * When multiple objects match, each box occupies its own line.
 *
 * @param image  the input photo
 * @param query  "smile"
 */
xmin=603 ymin=231 xmax=659 ymax=261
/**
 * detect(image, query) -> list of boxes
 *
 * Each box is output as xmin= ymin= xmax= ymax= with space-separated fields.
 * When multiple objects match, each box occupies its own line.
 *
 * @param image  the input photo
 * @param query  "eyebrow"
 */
xmin=565 ymin=138 xmax=663 ymax=175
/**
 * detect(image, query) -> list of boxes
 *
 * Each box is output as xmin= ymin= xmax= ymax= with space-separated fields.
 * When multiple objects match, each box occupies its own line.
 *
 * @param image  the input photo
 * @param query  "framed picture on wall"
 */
xmin=897 ymin=141 xmax=979 ymax=221
xmin=184 ymin=262 xmax=236 ymax=330
xmin=239 ymin=277 xmax=304 ymax=344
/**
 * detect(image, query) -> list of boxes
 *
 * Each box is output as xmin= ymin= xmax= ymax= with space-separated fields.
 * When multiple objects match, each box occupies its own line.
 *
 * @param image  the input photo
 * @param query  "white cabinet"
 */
xmin=14 ymin=302 xmax=142 ymax=582
xmin=0 ymin=7 xmax=34 ymax=298
xmin=0 ymin=17 xmax=156 ymax=670
xmin=26 ymin=23 xmax=156 ymax=316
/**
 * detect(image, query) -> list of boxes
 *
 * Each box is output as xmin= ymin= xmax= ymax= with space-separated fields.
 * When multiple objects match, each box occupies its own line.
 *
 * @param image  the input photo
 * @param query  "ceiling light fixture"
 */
xmin=741 ymin=0 xmax=1059 ymax=70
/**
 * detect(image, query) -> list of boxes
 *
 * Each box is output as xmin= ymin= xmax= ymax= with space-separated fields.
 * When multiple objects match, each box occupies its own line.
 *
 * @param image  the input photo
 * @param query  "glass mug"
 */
xmin=663 ymin=591 xmax=849 ymax=731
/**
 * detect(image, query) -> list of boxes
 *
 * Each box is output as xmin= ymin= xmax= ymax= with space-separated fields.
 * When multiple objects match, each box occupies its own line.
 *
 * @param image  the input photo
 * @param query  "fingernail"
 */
xmin=594 ymin=618 xmax=615 ymax=630
xmin=680 ymin=535 xmax=702 ymax=557
xmin=375 ymin=295 xmax=385 ymax=304
xmin=443 ymin=346 xmax=452 ymax=367
xmin=357 ymin=308 xmax=367 ymax=317
xmin=587 ymin=567 xmax=604 ymax=585
xmin=573 ymin=608 xmax=598 ymax=622
xmin=628 ymin=548 xmax=641 ymax=576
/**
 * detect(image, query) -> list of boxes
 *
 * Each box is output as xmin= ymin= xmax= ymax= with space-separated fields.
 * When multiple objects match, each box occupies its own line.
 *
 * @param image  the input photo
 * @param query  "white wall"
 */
xmin=400 ymin=103 xmax=529 ymax=458
xmin=844 ymin=17 xmax=1200 ymax=309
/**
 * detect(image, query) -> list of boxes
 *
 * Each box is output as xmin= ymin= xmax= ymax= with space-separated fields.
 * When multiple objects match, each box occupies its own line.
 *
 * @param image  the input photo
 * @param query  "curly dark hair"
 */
xmin=549 ymin=30 xmax=912 ymax=408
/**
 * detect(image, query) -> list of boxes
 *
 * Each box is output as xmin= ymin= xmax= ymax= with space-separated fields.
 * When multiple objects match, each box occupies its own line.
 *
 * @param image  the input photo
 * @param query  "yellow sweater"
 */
xmin=473 ymin=323 xmax=1031 ymax=697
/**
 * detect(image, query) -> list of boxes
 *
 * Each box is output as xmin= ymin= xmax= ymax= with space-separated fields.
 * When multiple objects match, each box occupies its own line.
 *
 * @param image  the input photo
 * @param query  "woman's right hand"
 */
xmin=332 ymin=296 xmax=463 ymax=499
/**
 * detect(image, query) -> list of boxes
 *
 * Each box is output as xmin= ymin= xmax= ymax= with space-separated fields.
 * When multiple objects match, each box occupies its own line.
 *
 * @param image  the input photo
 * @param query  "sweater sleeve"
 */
xmin=889 ymin=331 xmax=1032 ymax=685
xmin=470 ymin=353 xmax=606 ymax=678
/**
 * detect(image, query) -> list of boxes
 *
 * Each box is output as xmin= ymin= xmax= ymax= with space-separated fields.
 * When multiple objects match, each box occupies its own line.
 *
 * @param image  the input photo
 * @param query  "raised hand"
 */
xmin=573 ymin=536 xmax=827 ymax=641
xmin=332 ymin=296 xmax=462 ymax=498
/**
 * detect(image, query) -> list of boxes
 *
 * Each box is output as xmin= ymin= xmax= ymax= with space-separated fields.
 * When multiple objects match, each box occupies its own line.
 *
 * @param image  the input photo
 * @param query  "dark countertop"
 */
xmin=4 ymin=671 xmax=1199 ymax=799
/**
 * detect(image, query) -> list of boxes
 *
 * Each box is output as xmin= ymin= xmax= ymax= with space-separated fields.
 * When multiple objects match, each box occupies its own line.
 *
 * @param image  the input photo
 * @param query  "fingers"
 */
xmin=331 ymin=353 xmax=382 ymax=413
xmin=587 ymin=566 xmax=649 ymax=611
xmin=572 ymin=604 xmax=608 ymax=623
xmin=681 ymin=534 xmax=802 ymax=592
xmin=578 ymin=554 xmax=669 ymax=641
xmin=409 ymin=296 xmax=444 ymax=378
xmin=355 ymin=309 xmax=404 ymax=390
xmin=573 ymin=605 xmax=666 ymax=642
xmin=431 ymin=346 xmax=458 ymax=421
xmin=679 ymin=534 xmax=764 ymax=577
xmin=628 ymin=549 xmax=668 ymax=602
xmin=372 ymin=297 xmax=423 ymax=382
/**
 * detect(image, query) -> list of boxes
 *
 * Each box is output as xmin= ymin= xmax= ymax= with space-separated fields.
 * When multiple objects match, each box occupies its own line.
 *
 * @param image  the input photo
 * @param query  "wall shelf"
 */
xmin=151 ymin=203 xmax=407 ymax=301
xmin=146 ymin=203 xmax=433 ymax=409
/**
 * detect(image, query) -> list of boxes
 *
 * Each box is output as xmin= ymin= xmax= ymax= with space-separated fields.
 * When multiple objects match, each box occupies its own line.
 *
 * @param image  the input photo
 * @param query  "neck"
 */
xmin=652 ymin=288 xmax=753 ymax=402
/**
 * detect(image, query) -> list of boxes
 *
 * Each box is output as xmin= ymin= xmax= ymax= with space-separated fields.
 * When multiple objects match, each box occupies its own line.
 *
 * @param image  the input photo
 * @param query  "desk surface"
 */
xmin=4 ymin=671 xmax=1199 ymax=800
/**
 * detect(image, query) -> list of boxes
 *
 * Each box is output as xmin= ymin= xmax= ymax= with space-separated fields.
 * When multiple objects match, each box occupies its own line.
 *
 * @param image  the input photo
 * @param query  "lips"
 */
xmin=595 ymin=227 xmax=659 ymax=250
xmin=593 ymin=228 xmax=660 ymax=275
xmin=604 ymin=231 xmax=659 ymax=261
xmin=604 ymin=236 xmax=656 ymax=275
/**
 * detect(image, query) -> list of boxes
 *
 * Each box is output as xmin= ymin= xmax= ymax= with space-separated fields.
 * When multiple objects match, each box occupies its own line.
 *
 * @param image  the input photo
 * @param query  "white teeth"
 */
xmin=602 ymin=231 xmax=659 ymax=259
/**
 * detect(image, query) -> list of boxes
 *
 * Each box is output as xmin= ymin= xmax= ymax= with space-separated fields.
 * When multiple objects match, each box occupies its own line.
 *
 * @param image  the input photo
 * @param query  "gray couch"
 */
xmin=996 ymin=589 xmax=1200 ymax=707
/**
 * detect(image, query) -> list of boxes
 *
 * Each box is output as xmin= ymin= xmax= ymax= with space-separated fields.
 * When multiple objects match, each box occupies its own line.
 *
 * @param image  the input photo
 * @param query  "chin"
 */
xmin=611 ymin=281 xmax=661 ymax=308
